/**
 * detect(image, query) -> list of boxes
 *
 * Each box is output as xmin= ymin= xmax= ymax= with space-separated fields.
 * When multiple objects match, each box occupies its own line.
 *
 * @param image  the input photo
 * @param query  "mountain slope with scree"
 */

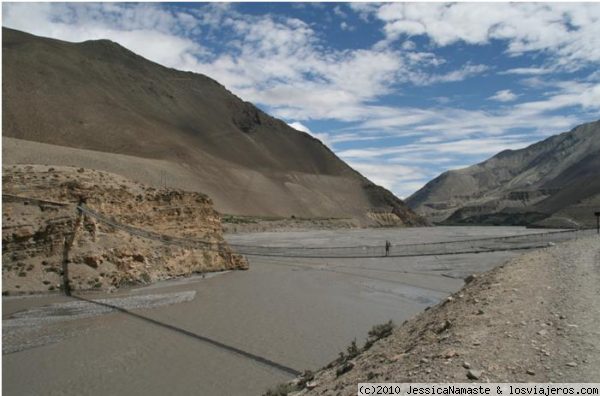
xmin=407 ymin=120 xmax=600 ymax=228
xmin=2 ymin=28 xmax=424 ymax=227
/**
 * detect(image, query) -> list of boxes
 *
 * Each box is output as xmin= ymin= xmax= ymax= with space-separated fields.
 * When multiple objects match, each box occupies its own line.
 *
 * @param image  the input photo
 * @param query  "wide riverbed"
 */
xmin=2 ymin=227 xmax=552 ymax=395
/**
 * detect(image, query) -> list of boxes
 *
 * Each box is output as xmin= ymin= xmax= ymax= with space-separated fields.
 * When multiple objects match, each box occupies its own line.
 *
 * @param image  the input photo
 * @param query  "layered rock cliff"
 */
xmin=2 ymin=165 xmax=247 ymax=294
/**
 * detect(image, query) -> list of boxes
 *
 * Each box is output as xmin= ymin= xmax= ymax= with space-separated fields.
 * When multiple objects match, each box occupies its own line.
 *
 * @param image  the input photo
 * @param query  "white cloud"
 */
xmin=339 ymin=133 xmax=541 ymax=198
xmin=401 ymin=40 xmax=416 ymax=50
xmin=347 ymin=162 xmax=429 ymax=198
xmin=338 ymin=135 xmax=536 ymax=161
xmin=366 ymin=3 xmax=600 ymax=70
xmin=340 ymin=21 xmax=354 ymax=32
xmin=2 ymin=3 xmax=208 ymax=71
xmin=333 ymin=6 xmax=348 ymax=19
xmin=414 ymin=63 xmax=489 ymax=85
xmin=348 ymin=3 xmax=380 ymax=22
xmin=339 ymin=78 xmax=599 ymax=141
xmin=500 ymin=67 xmax=553 ymax=75
xmin=514 ymin=81 xmax=600 ymax=114
xmin=287 ymin=121 xmax=334 ymax=147
xmin=2 ymin=2 xmax=502 ymax=127
xmin=489 ymin=89 xmax=518 ymax=102
xmin=288 ymin=121 xmax=312 ymax=134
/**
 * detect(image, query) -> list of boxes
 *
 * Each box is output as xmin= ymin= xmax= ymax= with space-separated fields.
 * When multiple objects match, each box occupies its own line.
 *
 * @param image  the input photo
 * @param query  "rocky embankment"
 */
xmin=222 ymin=216 xmax=357 ymax=234
xmin=271 ymin=237 xmax=600 ymax=395
xmin=2 ymin=165 xmax=247 ymax=294
xmin=220 ymin=209 xmax=423 ymax=234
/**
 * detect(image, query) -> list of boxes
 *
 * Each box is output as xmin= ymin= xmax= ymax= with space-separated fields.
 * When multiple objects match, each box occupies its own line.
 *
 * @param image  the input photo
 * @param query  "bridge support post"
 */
xmin=62 ymin=198 xmax=86 ymax=296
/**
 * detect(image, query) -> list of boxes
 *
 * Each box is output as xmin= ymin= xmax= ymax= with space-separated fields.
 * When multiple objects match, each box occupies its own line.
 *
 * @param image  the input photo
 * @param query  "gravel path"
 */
xmin=550 ymin=237 xmax=600 ymax=381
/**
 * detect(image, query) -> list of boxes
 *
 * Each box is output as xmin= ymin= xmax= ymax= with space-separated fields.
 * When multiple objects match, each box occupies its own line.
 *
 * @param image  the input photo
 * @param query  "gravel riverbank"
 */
xmin=287 ymin=236 xmax=600 ymax=395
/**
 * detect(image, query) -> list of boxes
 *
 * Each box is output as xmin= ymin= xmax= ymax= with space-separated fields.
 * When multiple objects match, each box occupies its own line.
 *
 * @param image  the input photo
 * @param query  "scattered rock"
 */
xmin=390 ymin=354 xmax=405 ymax=362
xmin=465 ymin=274 xmax=477 ymax=284
xmin=566 ymin=362 xmax=578 ymax=367
xmin=437 ymin=320 xmax=452 ymax=334
xmin=443 ymin=349 xmax=459 ymax=359
xmin=462 ymin=362 xmax=471 ymax=369
xmin=336 ymin=361 xmax=355 ymax=377
xmin=12 ymin=226 xmax=35 ymax=239
xmin=526 ymin=369 xmax=535 ymax=376
xmin=467 ymin=369 xmax=483 ymax=380
xmin=306 ymin=381 xmax=319 ymax=390
xmin=84 ymin=255 xmax=103 ymax=268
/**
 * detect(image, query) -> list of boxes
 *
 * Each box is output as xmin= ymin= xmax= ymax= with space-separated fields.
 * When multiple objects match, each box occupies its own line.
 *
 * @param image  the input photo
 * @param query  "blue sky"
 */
xmin=3 ymin=2 xmax=600 ymax=197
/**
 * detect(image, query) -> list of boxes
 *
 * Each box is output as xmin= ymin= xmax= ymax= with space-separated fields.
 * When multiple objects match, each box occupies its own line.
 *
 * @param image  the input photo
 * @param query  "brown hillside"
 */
xmin=2 ymin=28 xmax=425 ymax=227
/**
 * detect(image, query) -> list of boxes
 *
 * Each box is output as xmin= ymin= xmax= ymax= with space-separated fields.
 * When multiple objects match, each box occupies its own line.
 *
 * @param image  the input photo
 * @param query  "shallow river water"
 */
xmin=2 ymin=227 xmax=552 ymax=395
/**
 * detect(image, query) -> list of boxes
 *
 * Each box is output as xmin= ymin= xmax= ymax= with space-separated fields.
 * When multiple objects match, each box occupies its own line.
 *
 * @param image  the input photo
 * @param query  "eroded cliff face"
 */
xmin=2 ymin=165 xmax=247 ymax=294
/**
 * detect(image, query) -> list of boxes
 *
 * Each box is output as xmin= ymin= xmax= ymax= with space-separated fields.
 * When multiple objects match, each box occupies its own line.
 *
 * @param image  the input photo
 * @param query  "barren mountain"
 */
xmin=406 ymin=120 xmax=600 ymax=228
xmin=2 ymin=28 xmax=424 ymax=227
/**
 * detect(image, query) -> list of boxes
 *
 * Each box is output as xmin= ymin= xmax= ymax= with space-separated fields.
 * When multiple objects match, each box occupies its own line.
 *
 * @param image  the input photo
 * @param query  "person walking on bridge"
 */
xmin=385 ymin=240 xmax=391 ymax=257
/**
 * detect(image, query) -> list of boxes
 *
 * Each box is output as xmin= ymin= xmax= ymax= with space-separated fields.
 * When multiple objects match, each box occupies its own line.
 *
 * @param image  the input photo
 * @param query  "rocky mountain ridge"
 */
xmin=406 ymin=120 xmax=600 ymax=228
